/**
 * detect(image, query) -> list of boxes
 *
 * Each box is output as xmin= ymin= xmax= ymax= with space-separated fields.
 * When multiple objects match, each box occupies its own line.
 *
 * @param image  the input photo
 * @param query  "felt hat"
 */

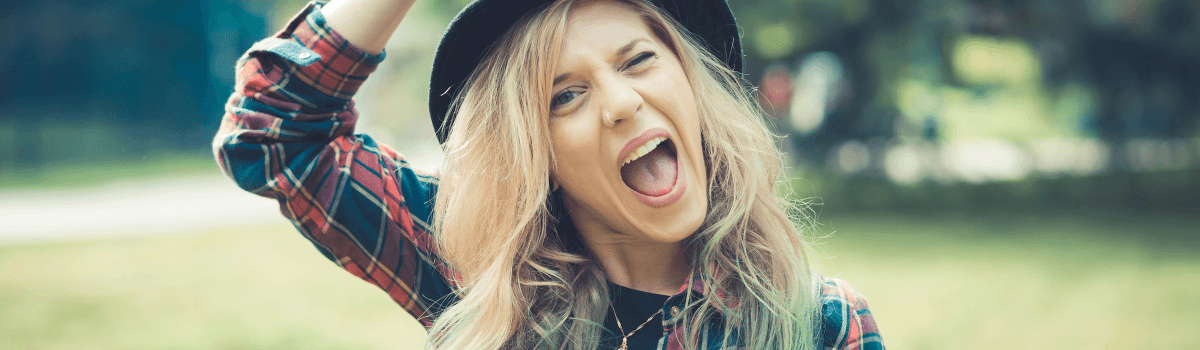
xmin=428 ymin=0 xmax=742 ymax=144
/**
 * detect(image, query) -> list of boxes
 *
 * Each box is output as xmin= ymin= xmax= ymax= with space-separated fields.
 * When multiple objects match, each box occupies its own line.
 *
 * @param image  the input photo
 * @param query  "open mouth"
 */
xmin=619 ymin=137 xmax=679 ymax=197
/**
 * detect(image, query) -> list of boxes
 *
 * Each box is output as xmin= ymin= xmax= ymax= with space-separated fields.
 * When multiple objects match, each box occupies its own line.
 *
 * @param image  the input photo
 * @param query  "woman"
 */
xmin=214 ymin=0 xmax=883 ymax=349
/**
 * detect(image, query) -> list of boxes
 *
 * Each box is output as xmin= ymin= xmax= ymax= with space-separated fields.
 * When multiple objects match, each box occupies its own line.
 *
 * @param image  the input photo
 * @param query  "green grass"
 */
xmin=0 ymin=224 xmax=426 ymax=350
xmin=1 ymin=212 xmax=1196 ymax=349
xmin=816 ymin=211 xmax=1200 ymax=349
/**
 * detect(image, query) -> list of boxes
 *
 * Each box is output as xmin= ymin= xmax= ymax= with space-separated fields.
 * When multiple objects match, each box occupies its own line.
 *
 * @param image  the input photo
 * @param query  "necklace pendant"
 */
xmin=618 ymin=337 xmax=628 ymax=350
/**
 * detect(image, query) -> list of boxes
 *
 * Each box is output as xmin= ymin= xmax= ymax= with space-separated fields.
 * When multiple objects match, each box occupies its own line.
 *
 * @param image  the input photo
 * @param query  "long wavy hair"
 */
xmin=429 ymin=0 xmax=819 ymax=349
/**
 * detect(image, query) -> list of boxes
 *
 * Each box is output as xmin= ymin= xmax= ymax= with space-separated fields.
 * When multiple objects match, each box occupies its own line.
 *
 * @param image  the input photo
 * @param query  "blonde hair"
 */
xmin=430 ymin=0 xmax=818 ymax=349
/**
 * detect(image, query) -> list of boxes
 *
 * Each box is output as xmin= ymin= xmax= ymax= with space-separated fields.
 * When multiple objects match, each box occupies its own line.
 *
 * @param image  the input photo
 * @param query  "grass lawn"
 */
xmin=1 ymin=211 xmax=1197 ymax=349
xmin=816 ymin=211 xmax=1200 ymax=349
xmin=0 ymin=223 xmax=426 ymax=350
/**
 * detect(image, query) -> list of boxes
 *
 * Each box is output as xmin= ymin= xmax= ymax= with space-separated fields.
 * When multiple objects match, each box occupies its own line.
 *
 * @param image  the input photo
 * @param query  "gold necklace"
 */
xmin=609 ymin=303 xmax=663 ymax=350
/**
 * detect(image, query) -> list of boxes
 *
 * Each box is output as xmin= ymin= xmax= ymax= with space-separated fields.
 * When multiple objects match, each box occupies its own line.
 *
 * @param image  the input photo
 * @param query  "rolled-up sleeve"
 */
xmin=212 ymin=1 xmax=457 ymax=328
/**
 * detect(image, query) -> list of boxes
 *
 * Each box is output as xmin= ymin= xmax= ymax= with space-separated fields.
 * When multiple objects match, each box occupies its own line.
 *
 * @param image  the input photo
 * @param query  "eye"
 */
xmin=550 ymin=88 xmax=583 ymax=110
xmin=623 ymin=51 xmax=657 ymax=71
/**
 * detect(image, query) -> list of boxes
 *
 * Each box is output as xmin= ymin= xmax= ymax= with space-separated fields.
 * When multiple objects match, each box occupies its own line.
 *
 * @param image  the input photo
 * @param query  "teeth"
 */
xmin=622 ymin=136 xmax=667 ymax=165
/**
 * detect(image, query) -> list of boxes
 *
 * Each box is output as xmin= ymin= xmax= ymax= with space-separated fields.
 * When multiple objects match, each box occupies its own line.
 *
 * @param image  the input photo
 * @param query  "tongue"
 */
xmin=620 ymin=144 xmax=678 ymax=196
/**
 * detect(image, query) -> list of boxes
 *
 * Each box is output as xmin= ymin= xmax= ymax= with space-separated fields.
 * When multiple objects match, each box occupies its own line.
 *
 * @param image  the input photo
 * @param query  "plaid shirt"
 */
xmin=213 ymin=3 xmax=883 ymax=349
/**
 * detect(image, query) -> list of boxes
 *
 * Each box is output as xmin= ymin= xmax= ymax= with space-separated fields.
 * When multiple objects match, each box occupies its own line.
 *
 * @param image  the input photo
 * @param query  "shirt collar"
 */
xmin=669 ymin=267 xmax=730 ymax=311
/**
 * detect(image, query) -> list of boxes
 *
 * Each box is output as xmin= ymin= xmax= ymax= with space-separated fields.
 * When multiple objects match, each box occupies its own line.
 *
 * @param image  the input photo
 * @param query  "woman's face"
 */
xmin=548 ymin=0 xmax=707 ymax=243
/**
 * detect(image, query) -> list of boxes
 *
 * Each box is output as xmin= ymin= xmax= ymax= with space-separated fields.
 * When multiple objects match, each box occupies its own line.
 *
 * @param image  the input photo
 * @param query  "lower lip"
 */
xmin=627 ymin=158 xmax=687 ymax=208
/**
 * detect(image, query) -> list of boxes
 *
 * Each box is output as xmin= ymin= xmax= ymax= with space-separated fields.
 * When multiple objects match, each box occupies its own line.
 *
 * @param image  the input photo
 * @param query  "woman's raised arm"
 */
xmin=212 ymin=1 xmax=456 ymax=328
xmin=320 ymin=0 xmax=417 ymax=55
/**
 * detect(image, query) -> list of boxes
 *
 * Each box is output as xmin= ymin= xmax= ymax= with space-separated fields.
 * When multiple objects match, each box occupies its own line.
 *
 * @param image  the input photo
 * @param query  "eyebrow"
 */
xmin=553 ymin=38 xmax=650 ymax=86
xmin=616 ymin=38 xmax=649 ymax=58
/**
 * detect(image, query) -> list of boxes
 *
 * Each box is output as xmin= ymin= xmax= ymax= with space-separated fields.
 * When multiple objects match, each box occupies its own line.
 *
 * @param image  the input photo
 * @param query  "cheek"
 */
xmin=548 ymin=121 xmax=600 ymax=186
xmin=658 ymin=67 xmax=703 ymax=162
xmin=676 ymin=79 xmax=699 ymax=125
xmin=652 ymin=62 xmax=699 ymax=127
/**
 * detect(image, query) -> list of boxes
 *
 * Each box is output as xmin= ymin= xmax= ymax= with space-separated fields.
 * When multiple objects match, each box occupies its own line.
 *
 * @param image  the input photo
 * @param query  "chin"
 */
xmin=640 ymin=207 xmax=706 ymax=243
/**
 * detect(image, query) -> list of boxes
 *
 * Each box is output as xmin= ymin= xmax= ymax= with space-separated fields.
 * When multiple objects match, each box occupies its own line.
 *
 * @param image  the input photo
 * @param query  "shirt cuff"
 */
xmin=258 ymin=1 xmax=387 ymax=101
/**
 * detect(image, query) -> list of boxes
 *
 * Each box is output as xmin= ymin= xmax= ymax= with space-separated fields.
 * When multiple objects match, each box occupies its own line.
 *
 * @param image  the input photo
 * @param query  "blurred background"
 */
xmin=1 ymin=0 xmax=1197 ymax=348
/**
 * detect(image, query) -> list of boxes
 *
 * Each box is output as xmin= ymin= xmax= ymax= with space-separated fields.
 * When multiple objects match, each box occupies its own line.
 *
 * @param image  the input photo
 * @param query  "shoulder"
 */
xmin=818 ymin=276 xmax=885 ymax=350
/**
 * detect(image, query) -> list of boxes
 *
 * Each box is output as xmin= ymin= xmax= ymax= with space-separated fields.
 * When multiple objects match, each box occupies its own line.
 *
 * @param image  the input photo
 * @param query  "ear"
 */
xmin=550 ymin=177 xmax=560 ymax=192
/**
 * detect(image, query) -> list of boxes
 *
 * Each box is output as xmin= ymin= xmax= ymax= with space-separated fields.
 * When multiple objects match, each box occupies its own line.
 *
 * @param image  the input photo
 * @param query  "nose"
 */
xmin=598 ymin=78 xmax=643 ymax=128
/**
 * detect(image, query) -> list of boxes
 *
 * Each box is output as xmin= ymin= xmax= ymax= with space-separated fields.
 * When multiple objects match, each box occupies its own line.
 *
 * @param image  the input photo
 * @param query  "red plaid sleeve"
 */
xmin=213 ymin=1 xmax=458 ymax=329
xmin=821 ymin=277 xmax=885 ymax=350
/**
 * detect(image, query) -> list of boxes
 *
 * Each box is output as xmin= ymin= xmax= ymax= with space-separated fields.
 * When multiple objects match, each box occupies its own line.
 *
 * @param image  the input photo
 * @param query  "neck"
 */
xmin=570 ymin=216 xmax=691 ymax=296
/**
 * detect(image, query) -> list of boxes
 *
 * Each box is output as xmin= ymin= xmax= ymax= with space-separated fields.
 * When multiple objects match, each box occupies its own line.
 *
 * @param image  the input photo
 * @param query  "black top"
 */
xmin=601 ymin=282 xmax=673 ymax=350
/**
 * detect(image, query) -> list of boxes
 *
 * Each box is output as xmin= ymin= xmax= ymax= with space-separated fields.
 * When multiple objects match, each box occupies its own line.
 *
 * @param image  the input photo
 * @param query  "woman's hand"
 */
xmin=320 ymin=0 xmax=419 ymax=55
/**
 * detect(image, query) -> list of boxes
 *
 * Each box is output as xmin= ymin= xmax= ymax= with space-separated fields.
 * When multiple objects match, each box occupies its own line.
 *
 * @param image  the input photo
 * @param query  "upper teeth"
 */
xmin=623 ymin=136 xmax=667 ymax=165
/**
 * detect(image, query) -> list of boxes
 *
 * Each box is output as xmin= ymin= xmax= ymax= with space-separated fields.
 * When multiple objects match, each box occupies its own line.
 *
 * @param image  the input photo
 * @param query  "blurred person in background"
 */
xmin=213 ymin=0 xmax=882 ymax=349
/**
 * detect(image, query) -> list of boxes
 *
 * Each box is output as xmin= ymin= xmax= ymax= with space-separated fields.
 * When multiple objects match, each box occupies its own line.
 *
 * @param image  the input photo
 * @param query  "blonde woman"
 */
xmin=214 ymin=0 xmax=883 ymax=348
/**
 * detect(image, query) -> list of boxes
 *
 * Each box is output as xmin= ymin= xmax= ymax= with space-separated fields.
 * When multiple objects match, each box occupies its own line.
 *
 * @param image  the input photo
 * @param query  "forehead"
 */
xmin=561 ymin=1 xmax=653 ymax=54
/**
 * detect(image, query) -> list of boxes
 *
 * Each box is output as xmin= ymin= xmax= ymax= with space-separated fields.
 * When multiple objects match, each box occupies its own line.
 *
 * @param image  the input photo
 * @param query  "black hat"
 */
xmin=428 ymin=0 xmax=742 ymax=144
